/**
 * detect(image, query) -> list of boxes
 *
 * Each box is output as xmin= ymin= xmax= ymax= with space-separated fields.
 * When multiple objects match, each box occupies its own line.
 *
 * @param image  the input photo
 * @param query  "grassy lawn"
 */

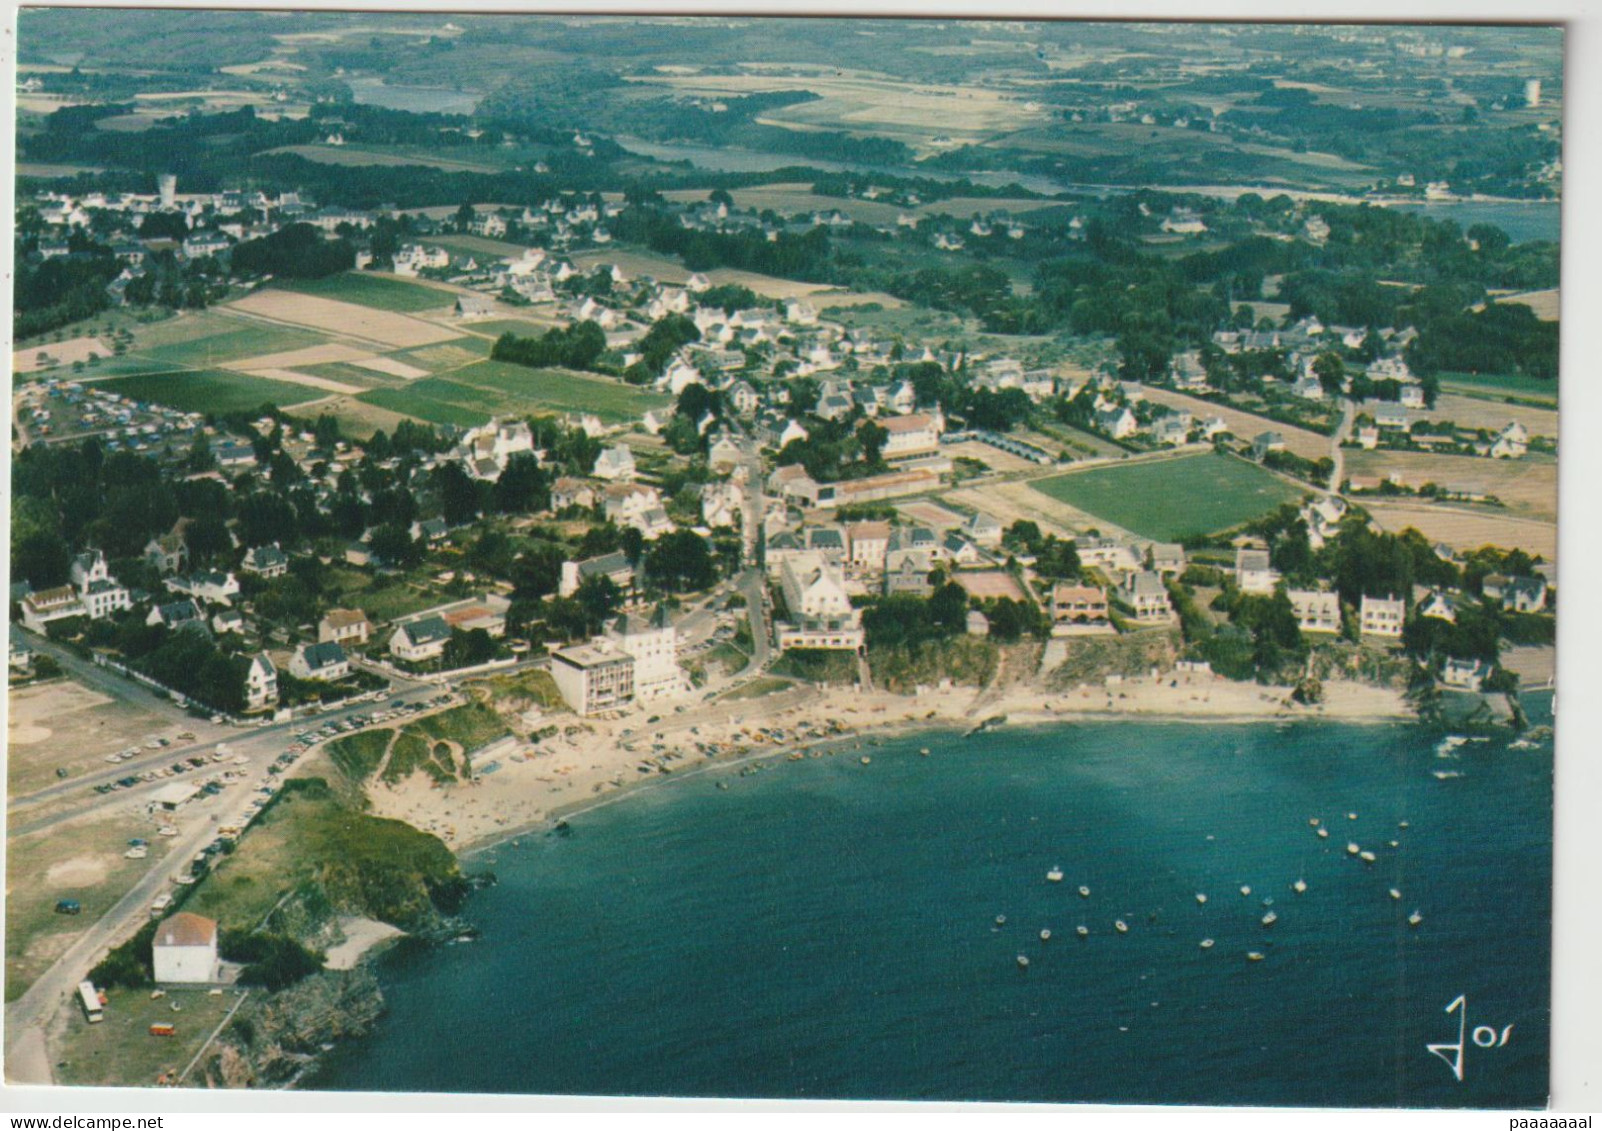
xmin=271 ymin=273 xmax=457 ymax=313
xmin=56 ymin=984 xmax=240 ymax=1088
xmin=326 ymin=574 xmax=439 ymax=624
xmin=409 ymin=703 xmax=509 ymax=753
xmin=97 ymin=370 xmax=324 ymax=413
xmin=1031 ymin=452 xmax=1308 ymax=542
xmin=355 ymin=361 xmax=667 ymax=426
xmin=448 ymin=360 xmax=670 ymax=422
xmin=129 ymin=323 xmax=329 ymax=369
xmin=355 ymin=386 xmax=492 ymax=427
xmin=326 ymin=728 xmax=394 ymax=782
xmin=1438 ymin=370 xmax=1559 ymax=405
xmin=469 ymin=669 xmax=566 ymax=712
xmin=6 ymin=815 xmax=150 ymax=1002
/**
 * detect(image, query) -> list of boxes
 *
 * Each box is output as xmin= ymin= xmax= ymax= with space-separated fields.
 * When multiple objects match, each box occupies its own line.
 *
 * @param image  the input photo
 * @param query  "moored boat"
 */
xmin=1293 ymin=879 xmax=1307 ymax=894
xmin=1047 ymin=867 xmax=1064 ymax=883
xmin=1114 ymin=919 xmax=1129 ymax=933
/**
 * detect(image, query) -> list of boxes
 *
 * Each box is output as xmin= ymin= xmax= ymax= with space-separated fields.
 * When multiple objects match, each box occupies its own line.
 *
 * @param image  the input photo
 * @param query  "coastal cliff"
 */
xmin=197 ymin=965 xmax=386 ymax=1089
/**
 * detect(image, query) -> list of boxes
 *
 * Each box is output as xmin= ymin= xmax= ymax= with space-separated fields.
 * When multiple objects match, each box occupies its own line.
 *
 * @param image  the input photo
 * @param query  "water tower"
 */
xmin=158 ymin=173 xmax=177 ymax=209
xmin=1524 ymin=79 xmax=1542 ymax=108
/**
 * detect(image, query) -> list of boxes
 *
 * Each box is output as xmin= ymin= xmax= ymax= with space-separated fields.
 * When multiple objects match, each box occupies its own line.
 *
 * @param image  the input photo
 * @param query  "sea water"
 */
xmin=311 ymin=702 xmax=1552 ymax=1107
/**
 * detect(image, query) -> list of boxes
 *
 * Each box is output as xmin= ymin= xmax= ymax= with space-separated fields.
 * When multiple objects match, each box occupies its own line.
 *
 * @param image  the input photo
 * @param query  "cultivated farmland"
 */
xmin=226 ymin=290 xmax=462 ymax=348
xmin=98 ymin=370 xmax=324 ymax=413
xmin=1031 ymin=452 xmax=1308 ymax=541
xmin=270 ymin=272 xmax=460 ymax=313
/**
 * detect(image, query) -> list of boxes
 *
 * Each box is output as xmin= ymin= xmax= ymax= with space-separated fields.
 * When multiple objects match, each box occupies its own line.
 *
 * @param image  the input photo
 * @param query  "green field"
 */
xmin=1439 ymin=371 xmax=1559 ymax=406
xmin=272 ymin=273 xmax=457 ymax=313
xmin=130 ymin=323 xmax=329 ymax=369
xmin=99 ymin=370 xmax=324 ymax=413
xmin=1031 ymin=452 xmax=1307 ymax=541
xmin=356 ymin=361 xmax=667 ymax=427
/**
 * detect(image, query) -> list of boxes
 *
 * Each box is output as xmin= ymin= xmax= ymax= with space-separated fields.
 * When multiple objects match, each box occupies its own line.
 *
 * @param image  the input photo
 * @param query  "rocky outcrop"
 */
xmin=197 ymin=966 xmax=385 ymax=1089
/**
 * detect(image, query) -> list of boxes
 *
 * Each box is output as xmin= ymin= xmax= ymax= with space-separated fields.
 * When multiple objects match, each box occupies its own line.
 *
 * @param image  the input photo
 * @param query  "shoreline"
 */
xmin=436 ymin=674 xmax=1416 ymax=860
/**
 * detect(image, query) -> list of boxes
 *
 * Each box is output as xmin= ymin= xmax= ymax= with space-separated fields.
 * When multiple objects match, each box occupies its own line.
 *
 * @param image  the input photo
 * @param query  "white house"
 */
xmin=592 ymin=445 xmax=637 ymax=481
xmin=1121 ymin=571 xmax=1174 ymax=623
xmin=1288 ymin=589 xmax=1341 ymax=634
xmin=1359 ymin=594 xmax=1406 ymax=638
xmin=1234 ymin=549 xmax=1278 ymax=596
xmin=879 ymin=412 xmax=942 ymax=459
xmin=241 ymin=544 xmax=289 ymax=579
xmin=289 ymin=641 xmax=351 ymax=681
xmin=152 ymin=912 xmax=219 ymax=984
xmin=319 ymin=608 xmax=372 ymax=645
xmin=1490 ymin=422 xmax=1529 ymax=459
xmin=244 ymin=653 xmax=278 ymax=711
xmin=389 ymin=616 xmax=452 ymax=663
xmin=777 ymin=552 xmax=864 ymax=651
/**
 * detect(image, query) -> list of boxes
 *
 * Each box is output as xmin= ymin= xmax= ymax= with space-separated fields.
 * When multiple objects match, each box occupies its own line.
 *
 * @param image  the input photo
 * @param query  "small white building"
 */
xmin=244 ymin=653 xmax=278 ymax=711
xmin=319 ymin=608 xmax=372 ymax=646
xmin=1288 ymin=589 xmax=1341 ymax=634
xmin=550 ymin=638 xmax=636 ymax=715
xmin=152 ymin=912 xmax=219 ymax=984
xmin=1235 ymin=549 xmax=1278 ymax=596
xmin=289 ymin=641 xmax=351 ymax=681
xmin=389 ymin=616 xmax=452 ymax=663
xmin=592 ymin=445 xmax=637 ymax=481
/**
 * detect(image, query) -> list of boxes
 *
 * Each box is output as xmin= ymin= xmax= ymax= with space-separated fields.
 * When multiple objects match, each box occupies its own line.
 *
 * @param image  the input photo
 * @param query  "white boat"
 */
xmin=1359 ymin=851 xmax=1377 ymax=863
xmin=1047 ymin=868 xmax=1064 ymax=883
xmin=919 ymin=747 xmax=931 ymax=756
xmin=1388 ymin=840 xmax=1400 ymax=848
xmin=1398 ymin=820 xmax=1410 ymax=829
xmin=1389 ymin=888 xmax=1402 ymax=900
xmin=1076 ymin=925 xmax=1089 ymax=938
xmin=1239 ymin=885 xmax=1252 ymax=896
xmin=995 ymin=914 xmax=1007 ymax=926
xmin=1195 ymin=893 xmax=1208 ymax=905
xmin=1309 ymin=817 xmax=1321 ymax=827
xmin=1346 ymin=843 xmax=1360 ymax=855
xmin=1114 ymin=919 xmax=1129 ymax=933
xmin=1316 ymin=827 xmax=1329 ymax=839
xmin=1408 ymin=911 xmax=1424 ymax=927
xmin=1261 ymin=910 xmax=1278 ymax=926
xmin=1017 ymin=955 xmax=1030 ymax=968
xmin=1199 ymin=938 xmax=1214 ymax=949
xmin=1347 ymin=812 xmax=1358 ymax=820
xmin=1247 ymin=951 xmax=1265 ymax=962
xmin=1433 ymin=770 xmax=1462 ymax=780
xmin=1293 ymin=879 xmax=1307 ymax=894
xmin=1040 ymin=929 xmax=1052 ymax=941
xmin=1078 ymin=886 xmax=1091 ymax=898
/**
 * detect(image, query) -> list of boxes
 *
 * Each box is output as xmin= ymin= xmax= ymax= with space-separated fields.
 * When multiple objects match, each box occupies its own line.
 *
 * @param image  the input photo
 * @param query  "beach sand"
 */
xmin=363 ymin=673 xmax=1410 ymax=856
xmin=324 ymin=917 xmax=405 ymax=971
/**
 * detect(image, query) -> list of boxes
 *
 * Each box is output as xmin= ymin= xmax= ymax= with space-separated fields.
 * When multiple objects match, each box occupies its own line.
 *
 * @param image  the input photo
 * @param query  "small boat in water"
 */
xmin=995 ymin=914 xmax=1007 ymax=926
xmin=1317 ymin=828 xmax=1330 ymax=839
xmin=1078 ymin=886 xmax=1091 ymax=898
xmin=1200 ymin=938 xmax=1214 ymax=949
xmin=1309 ymin=817 xmax=1321 ymax=827
xmin=1346 ymin=843 xmax=1361 ymax=855
xmin=1040 ymin=929 xmax=1052 ymax=941
xmin=1408 ymin=911 xmax=1424 ymax=927
xmin=1247 ymin=951 xmax=1265 ymax=962
xmin=1114 ymin=919 xmax=1129 ymax=933
xmin=1389 ymin=888 xmax=1403 ymax=900
xmin=1433 ymin=770 xmax=1462 ymax=780
xmin=1359 ymin=851 xmax=1377 ymax=863
xmin=1399 ymin=820 xmax=1410 ymax=829
xmin=1293 ymin=879 xmax=1307 ymax=894
xmin=1239 ymin=885 xmax=1252 ymax=896
xmin=1195 ymin=893 xmax=1207 ymax=905
xmin=1076 ymin=925 xmax=1089 ymax=938
xmin=1047 ymin=868 xmax=1064 ymax=883
xmin=1261 ymin=910 xmax=1278 ymax=926
xmin=1347 ymin=812 xmax=1358 ymax=821
xmin=1017 ymin=955 xmax=1030 ymax=969
xmin=919 ymin=748 xmax=931 ymax=756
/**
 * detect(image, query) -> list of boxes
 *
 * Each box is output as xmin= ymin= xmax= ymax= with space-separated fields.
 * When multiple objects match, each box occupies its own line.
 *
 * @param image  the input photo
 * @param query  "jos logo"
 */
xmin=1426 ymin=994 xmax=1514 ymax=1082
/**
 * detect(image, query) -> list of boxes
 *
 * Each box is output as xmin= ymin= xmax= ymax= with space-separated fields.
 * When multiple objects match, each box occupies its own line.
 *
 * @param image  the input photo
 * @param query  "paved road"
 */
xmin=1328 ymin=398 xmax=1355 ymax=495
xmin=737 ymin=567 xmax=773 ymax=675
xmin=3 ymin=657 xmax=450 ymax=1082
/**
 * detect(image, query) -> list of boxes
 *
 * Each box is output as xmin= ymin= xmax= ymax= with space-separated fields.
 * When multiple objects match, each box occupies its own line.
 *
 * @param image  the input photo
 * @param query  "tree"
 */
xmin=368 ymin=523 xmax=421 ymax=569
xmin=574 ymin=574 xmax=622 ymax=634
xmin=454 ymin=202 xmax=476 ymax=232
xmin=433 ymin=462 xmax=482 ymax=526
xmin=443 ymin=628 xmax=497 ymax=669
xmin=856 ymin=420 xmax=888 ymax=467
xmin=492 ymin=453 xmax=549 ymax=515
xmin=644 ymin=529 xmax=717 ymax=593
xmin=510 ymin=545 xmax=563 ymax=600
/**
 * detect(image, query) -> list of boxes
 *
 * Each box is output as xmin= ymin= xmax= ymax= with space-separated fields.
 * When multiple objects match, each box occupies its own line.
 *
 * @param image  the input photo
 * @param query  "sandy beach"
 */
xmin=359 ymin=673 xmax=1411 ymax=856
xmin=324 ymin=917 xmax=405 ymax=970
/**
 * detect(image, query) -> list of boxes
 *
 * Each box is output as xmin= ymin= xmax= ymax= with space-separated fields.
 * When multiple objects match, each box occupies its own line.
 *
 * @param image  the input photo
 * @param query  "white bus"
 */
xmin=78 ymin=980 xmax=103 ymax=1023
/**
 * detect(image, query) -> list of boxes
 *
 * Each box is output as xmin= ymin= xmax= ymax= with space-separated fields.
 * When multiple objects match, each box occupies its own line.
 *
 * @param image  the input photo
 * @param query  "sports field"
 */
xmin=1030 ymin=452 xmax=1307 ymax=542
xmin=99 ymin=370 xmax=325 ymax=414
xmin=272 ymin=272 xmax=458 ymax=313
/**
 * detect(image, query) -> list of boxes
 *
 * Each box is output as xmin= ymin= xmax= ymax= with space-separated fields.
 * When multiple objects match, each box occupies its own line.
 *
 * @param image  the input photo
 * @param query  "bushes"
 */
xmin=90 ymin=921 xmax=158 ymax=989
xmin=220 ymin=929 xmax=325 ymax=991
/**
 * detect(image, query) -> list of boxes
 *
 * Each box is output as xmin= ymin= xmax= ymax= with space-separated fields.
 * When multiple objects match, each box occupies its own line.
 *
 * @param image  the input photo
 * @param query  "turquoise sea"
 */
xmin=311 ymin=701 xmax=1552 ymax=1107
